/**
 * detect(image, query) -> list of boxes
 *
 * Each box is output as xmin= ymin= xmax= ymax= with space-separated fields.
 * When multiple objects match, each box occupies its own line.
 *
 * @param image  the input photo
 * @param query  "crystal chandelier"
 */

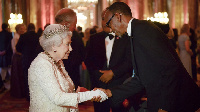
xmin=147 ymin=12 xmax=169 ymax=24
xmin=8 ymin=13 xmax=23 ymax=32
xmin=68 ymin=0 xmax=98 ymax=9
xmin=68 ymin=0 xmax=98 ymax=4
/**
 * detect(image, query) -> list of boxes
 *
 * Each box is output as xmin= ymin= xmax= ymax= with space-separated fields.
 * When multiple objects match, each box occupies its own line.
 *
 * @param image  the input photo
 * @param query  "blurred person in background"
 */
xmin=10 ymin=24 xmax=26 ymax=98
xmin=16 ymin=23 xmax=40 ymax=101
xmin=189 ymin=28 xmax=197 ymax=81
xmin=178 ymin=24 xmax=193 ymax=77
xmin=77 ymin=26 xmax=84 ymax=38
xmin=80 ymin=28 xmax=91 ymax=90
xmin=37 ymin=28 xmax=43 ymax=37
xmin=0 ymin=23 xmax=13 ymax=89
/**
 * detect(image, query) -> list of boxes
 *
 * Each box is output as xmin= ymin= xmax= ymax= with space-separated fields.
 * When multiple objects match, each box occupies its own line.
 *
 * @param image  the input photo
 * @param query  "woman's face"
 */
xmin=54 ymin=36 xmax=72 ymax=61
xmin=18 ymin=25 xmax=26 ymax=35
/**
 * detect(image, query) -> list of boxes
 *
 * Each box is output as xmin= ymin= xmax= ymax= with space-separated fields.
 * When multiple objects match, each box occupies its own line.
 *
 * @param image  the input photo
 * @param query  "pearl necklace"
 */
xmin=44 ymin=51 xmax=75 ymax=93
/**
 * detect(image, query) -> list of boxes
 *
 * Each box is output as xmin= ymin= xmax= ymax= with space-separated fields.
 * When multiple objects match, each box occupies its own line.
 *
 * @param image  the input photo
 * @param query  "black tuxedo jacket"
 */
xmin=85 ymin=31 xmax=132 ymax=89
xmin=110 ymin=19 xmax=200 ymax=112
xmin=16 ymin=31 xmax=40 ymax=69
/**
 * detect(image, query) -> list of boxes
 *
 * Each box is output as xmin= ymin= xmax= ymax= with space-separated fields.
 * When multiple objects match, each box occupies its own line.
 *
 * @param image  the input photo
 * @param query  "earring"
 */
xmin=54 ymin=50 xmax=57 ymax=52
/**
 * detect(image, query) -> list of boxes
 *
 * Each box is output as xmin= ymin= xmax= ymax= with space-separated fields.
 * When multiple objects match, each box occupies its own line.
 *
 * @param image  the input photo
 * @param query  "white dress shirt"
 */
xmin=105 ymin=34 xmax=115 ymax=67
xmin=127 ymin=18 xmax=134 ymax=36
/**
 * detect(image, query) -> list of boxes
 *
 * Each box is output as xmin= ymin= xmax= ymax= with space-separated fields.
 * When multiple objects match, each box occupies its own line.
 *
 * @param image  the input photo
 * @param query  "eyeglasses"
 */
xmin=106 ymin=14 xmax=115 ymax=28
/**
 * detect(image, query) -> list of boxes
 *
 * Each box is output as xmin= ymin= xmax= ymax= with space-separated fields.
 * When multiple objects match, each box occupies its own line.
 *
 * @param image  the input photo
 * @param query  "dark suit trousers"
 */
xmin=22 ymin=62 xmax=30 ymax=101
xmin=93 ymin=98 xmax=124 ymax=112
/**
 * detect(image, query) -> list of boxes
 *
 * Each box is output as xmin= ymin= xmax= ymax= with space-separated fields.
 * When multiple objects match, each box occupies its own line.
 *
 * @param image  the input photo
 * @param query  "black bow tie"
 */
xmin=107 ymin=34 xmax=114 ymax=40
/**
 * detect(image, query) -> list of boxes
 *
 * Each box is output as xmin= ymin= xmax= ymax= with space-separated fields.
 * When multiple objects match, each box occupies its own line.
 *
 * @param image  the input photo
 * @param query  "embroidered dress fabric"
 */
xmin=28 ymin=52 xmax=107 ymax=112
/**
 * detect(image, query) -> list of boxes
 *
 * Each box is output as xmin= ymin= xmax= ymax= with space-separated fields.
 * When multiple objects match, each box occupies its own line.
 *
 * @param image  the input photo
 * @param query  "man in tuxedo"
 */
xmin=85 ymin=8 xmax=133 ymax=112
xmin=99 ymin=2 xmax=200 ymax=112
xmin=16 ymin=23 xmax=40 ymax=101
xmin=55 ymin=8 xmax=84 ymax=89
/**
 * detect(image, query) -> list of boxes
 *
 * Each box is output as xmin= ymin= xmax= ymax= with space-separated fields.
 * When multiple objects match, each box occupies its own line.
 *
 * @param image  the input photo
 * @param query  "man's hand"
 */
xmin=91 ymin=96 xmax=102 ymax=102
xmin=99 ymin=70 xmax=114 ymax=83
xmin=91 ymin=89 xmax=109 ymax=102
xmin=93 ymin=88 xmax=112 ymax=97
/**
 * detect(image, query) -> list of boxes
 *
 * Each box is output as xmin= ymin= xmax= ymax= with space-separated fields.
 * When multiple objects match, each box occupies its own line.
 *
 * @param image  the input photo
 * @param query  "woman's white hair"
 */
xmin=39 ymin=24 xmax=72 ymax=52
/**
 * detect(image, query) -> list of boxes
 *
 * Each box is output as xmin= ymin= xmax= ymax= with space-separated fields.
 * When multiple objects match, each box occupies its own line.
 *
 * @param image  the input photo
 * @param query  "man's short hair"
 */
xmin=108 ymin=2 xmax=132 ymax=17
xmin=27 ymin=23 xmax=35 ymax=31
xmin=15 ymin=24 xmax=25 ymax=32
xmin=2 ymin=23 xmax=8 ymax=31
xmin=77 ymin=26 xmax=82 ymax=31
xmin=55 ymin=8 xmax=76 ymax=24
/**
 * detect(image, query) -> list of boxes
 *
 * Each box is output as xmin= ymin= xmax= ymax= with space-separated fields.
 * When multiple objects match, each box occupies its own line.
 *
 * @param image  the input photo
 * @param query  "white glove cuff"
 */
xmin=78 ymin=89 xmax=108 ymax=103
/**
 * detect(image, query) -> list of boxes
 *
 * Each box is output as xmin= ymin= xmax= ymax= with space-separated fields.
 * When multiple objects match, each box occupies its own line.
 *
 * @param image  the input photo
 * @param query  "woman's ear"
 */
xmin=52 ymin=46 xmax=57 ymax=53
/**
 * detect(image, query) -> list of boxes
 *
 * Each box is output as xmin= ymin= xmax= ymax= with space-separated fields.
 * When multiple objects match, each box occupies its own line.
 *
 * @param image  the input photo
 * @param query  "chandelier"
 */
xmin=68 ymin=0 xmax=98 ymax=4
xmin=147 ymin=12 xmax=169 ymax=24
xmin=8 ymin=13 xmax=23 ymax=32
xmin=68 ymin=0 xmax=98 ymax=9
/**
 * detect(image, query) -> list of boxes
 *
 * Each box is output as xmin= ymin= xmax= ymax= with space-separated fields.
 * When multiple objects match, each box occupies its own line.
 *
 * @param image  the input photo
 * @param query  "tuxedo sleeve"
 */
xmin=110 ymin=77 xmax=144 ymax=105
xmin=111 ymin=37 xmax=132 ymax=78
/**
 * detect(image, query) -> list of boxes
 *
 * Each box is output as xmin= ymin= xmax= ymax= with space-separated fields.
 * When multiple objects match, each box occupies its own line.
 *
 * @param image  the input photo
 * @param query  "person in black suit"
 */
xmin=97 ymin=2 xmax=200 ymax=112
xmin=189 ymin=28 xmax=197 ymax=81
xmin=55 ymin=8 xmax=85 ymax=89
xmin=77 ymin=26 xmax=84 ymax=38
xmin=16 ymin=23 xmax=40 ymax=101
xmin=0 ymin=23 xmax=12 ymax=91
xmin=85 ymin=8 xmax=132 ymax=112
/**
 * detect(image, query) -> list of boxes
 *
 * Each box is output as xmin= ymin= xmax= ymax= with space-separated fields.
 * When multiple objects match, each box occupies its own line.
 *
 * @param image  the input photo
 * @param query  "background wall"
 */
xmin=0 ymin=0 xmax=199 ymax=34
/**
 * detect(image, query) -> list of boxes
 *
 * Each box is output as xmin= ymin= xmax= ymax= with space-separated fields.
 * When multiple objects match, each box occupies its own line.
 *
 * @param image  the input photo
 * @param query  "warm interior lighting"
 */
xmin=8 ymin=13 xmax=23 ymax=32
xmin=68 ymin=0 xmax=97 ymax=9
xmin=147 ymin=12 xmax=169 ymax=24
xmin=68 ymin=0 xmax=97 ymax=31
xmin=68 ymin=0 xmax=98 ymax=3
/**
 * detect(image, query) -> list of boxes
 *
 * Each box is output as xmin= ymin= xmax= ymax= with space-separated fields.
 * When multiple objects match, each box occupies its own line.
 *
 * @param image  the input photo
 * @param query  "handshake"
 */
xmin=78 ymin=88 xmax=112 ymax=103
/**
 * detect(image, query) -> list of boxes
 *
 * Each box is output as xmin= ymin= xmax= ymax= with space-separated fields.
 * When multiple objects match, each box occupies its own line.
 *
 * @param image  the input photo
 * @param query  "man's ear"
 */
xmin=115 ymin=13 xmax=122 ymax=22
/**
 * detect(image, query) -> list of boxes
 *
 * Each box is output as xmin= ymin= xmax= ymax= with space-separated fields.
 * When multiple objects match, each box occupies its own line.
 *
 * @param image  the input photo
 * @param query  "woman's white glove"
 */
xmin=78 ymin=89 xmax=108 ymax=103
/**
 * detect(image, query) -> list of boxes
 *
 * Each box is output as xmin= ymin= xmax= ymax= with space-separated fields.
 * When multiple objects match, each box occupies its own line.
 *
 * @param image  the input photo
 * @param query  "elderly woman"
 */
xmin=28 ymin=24 xmax=107 ymax=112
xmin=178 ymin=24 xmax=193 ymax=77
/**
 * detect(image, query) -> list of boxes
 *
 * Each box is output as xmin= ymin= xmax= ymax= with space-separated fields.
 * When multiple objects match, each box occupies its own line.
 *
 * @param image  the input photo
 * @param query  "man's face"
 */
xmin=69 ymin=17 xmax=77 ymax=31
xmin=104 ymin=11 xmax=126 ymax=37
xmin=102 ymin=19 xmax=111 ymax=33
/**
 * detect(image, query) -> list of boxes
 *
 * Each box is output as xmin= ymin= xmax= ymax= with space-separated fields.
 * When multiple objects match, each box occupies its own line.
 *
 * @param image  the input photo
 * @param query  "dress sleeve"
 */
xmin=30 ymin=60 xmax=79 ymax=107
xmin=183 ymin=35 xmax=189 ymax=41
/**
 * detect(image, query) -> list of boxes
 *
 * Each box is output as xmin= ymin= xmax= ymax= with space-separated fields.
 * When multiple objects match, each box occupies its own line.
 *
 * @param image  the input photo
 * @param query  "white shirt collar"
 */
xmin=127 ymin=18 xmax=134 ymax=36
